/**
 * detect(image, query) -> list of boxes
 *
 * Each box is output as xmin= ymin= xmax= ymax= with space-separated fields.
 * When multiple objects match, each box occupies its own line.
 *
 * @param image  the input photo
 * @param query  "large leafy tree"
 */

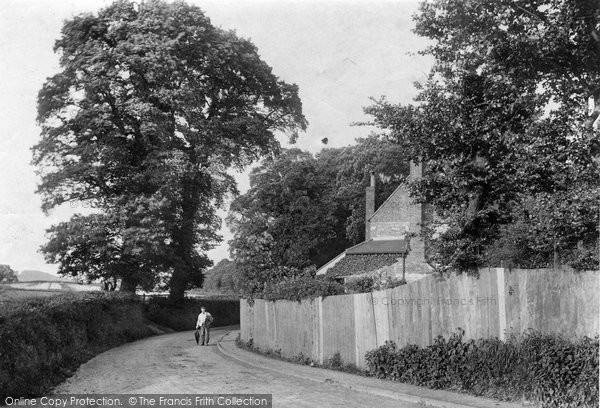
xmin=227 ymin=149 xmax=335 ymax=296
xmin=318 ymin=136 xmax=410 ymax=244
xmin=364 ymin=0 xmax=599 ymax=271
xmin=228 ymin=137 xmax=408 ymax=298
xmin=33 ymin=0 xmax=306 ymax=300
xmin=203 ymin=258 xmax=239 ymax=293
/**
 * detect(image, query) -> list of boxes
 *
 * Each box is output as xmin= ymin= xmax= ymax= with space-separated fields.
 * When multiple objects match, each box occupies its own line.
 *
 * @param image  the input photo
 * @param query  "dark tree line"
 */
xmin=362 ymin=0 xmax=599 ymax=271
xmin=227 ymin=137 xmax=410 ymax=298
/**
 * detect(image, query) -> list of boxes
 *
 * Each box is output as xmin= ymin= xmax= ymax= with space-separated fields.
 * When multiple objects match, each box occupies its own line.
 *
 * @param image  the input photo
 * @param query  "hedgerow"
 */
xmin=262 ymin=275 xmax=344 ymax=302
xmin=365 ymin=329 xmax=599 ymax=407
xmin=143 ymin=297 xmax=240 ymax=331
xmin=344 ymin=276 xmax=375 ymax=293
xmin=0 ymin=292 xmax=152 ymax=399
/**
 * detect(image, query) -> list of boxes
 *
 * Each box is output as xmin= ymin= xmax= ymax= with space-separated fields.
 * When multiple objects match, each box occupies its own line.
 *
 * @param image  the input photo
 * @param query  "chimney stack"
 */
xmin=365 ymin=171 xmax=375 ymax=240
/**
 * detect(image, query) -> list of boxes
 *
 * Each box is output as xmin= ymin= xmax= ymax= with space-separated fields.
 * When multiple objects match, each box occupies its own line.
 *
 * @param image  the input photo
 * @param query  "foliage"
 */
xmin=202 ymin=259 xmax=240 ymax=294
xmin=228 ymin=149 xmax=345 ymax=277
xmin=322 ymin=351 xmax=364 ymax=375
xmin=143 ymin=297 xmax=240 ymax=331
xmin=262 ymin=274 xmax=344 ymax=302
xmin=365 ymin=329 xmax=599 ymax=407
xmin=228 ymin=137 xmax=408 ymax=299
xmin=33 ymin=0 xmax=306 ymax=299
xmin=0 ymin=264 xmax=18 ymax=283
xmin=343 ymin=274 xmax=407 ymax=293
xmin=0 ymin=292 xmax=152 ymax=399
xmin=344 ymin=276 xmax=375 ymax=293
xmin=317 ymin=136 xmax=410 ymax=244
xmin=372 ymin=275 xmax=407 ymax=291
xmin=325 ymin=254 xmax=399 ymax=277
xmin=363 ymin=0 xmax=600 ymax=271
xmin=236 ymin=336 xmax=364 ymax=375
xmin=41 ymin=213 xmax=170 ymax=291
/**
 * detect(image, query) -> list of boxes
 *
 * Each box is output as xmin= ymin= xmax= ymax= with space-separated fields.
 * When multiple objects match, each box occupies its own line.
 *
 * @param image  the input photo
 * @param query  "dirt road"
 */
xmin=53 ymin=327 xmax=421 ymax=407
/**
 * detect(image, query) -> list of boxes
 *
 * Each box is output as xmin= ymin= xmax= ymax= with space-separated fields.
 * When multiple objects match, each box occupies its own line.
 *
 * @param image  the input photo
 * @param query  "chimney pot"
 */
xmin=365 ymin=172 xmax=376 ymax=240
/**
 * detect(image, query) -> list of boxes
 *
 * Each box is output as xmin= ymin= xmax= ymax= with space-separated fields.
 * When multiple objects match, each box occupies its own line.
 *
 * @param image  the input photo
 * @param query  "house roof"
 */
xmin=345 ymin=239 xmax=408 ymax=255
xmin=325 ymin=253 xmax=400 ymax=277
xmin=368 ymin=183 xmax=405 ymax=222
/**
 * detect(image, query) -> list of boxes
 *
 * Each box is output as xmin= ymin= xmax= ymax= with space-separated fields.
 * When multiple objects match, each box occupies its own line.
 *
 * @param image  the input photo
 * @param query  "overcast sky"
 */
xmin=0 ymin=0 xmax=431 ymax=274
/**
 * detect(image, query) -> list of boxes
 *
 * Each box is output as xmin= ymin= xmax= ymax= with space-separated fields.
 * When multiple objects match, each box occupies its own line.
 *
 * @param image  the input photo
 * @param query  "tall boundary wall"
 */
xmin=240 ymin=268 xmax=599 ymax=369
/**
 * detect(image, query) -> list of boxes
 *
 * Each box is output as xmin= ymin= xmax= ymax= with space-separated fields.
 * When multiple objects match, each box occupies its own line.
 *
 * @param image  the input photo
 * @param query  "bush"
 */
xmin=143 ymin=297 xmax=240 ymax=331
xmin=262 ymin=275 xmax=344 ymax=302
xmin=373 ymin=276 xmax=406 ymax=291
xmin=365 ymin=329 xmax=599 ymax=407
xmin=344 ymin=276 xmax=375 ymax=293
xmin=0 ymin=292 xmax=152 ymax=399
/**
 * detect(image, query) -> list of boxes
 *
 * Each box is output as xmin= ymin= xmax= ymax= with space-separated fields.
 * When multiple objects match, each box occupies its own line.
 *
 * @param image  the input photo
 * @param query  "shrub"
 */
xmin=0 ymin=292 xmax=152 ymax=399
xmin=344 ymin=276 xmax=375 ymax=293
xmin=324 ymin=352 xmax=343 ymax=370
xmin=262 ymin=275 xmax=344 ymax=302
xmin=373 ymin=276 xmax=406 ymax=291
xmin=365 ymin=330 xmax=599 ymax=407
xmin=143 ymin=297 xmax=240 ymax=331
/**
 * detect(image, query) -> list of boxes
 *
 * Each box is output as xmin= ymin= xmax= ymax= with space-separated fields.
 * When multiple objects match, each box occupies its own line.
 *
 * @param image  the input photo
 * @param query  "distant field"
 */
xmin=0 ymin=287 xmax=63 ymax=301
xmin=0 ymin=281 xmax=102 ymax=303
xmin=1 ymin=281 xmax=101 ymax=292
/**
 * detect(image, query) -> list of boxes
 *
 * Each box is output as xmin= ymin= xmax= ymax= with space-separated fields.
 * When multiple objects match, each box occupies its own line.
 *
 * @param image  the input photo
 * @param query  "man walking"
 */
xmin=196 ymin=306 xmax=214 ymax=346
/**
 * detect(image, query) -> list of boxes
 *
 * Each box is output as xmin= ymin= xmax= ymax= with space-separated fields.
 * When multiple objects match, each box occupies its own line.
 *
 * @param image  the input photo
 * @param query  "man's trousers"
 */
xmin=200 ymin=326 xmax=210 ymax=345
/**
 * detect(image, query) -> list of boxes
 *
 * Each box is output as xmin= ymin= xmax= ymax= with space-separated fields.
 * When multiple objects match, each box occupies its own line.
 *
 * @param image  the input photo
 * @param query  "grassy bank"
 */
xmin=143 ymin=297 xmax=240 ymax=331
xmin=0 ymin=292 xmax=152 ymax=399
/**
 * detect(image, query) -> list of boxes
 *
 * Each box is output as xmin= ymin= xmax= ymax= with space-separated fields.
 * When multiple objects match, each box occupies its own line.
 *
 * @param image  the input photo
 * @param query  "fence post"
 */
xmin=496 ymin=268 xmax=507 ymax=341
xmin=318 ymin=296 xmax=324 ymax=364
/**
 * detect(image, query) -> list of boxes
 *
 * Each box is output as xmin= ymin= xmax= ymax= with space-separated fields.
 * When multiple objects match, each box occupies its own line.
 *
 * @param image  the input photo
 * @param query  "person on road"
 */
xmin=196 ymin=306 xmax=214 ymax=346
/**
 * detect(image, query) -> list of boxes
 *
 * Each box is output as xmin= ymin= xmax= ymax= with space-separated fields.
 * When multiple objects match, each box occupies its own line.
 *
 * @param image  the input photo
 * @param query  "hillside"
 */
xmin=18 ymin=270 xmax=64 ymax=282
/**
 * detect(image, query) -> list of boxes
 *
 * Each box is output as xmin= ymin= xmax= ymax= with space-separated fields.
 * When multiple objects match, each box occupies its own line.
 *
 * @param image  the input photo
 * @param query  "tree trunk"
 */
xmin=168 ymin=173 xmax=202 ymax=302
xmin=169 ymin=264 xmax=188 ymax=302
xmin=120 ymin=275 xmax=138 ymax=292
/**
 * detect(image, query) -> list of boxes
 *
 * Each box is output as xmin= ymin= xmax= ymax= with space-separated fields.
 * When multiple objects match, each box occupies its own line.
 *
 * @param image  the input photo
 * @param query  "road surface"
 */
xmin=53 ymin=327 xmax=421 ymax=407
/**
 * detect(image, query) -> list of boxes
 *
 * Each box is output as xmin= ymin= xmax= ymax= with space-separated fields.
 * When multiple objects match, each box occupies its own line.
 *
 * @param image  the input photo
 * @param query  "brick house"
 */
xmin=316 ymin=161 xmax=432 ymax=281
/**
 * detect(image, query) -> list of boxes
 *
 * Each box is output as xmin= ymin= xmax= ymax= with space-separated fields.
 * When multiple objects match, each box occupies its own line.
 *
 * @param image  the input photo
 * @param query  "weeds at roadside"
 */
xmin=235 ymin=334 xmax=367 ymax=376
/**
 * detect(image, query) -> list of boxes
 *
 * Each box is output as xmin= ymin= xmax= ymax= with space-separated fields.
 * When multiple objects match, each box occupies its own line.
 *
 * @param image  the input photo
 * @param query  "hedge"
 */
xmin=365 ymin=329 xmax=599 ymax=407
xmin=0 ymin=292 xmax=152 ymax=399
xmin=262 ymin=275 xmax=344 ymax=302
xmin=143 ymin=297 xmax=240 ymax=331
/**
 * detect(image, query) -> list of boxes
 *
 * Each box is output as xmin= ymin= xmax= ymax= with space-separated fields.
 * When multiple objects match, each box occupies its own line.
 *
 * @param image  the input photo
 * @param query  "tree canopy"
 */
xmin=202 ymin=258 xmax=239 ymax=293
xmin=33 ymin=0 xmax=306 ymax=299
xmin=364 ymin=0 xmax=599 ymax=271
xmin=227 ymin=137 xmax=409 ymax=298
xmin=0 ymin=265 xmax=19 ymax=284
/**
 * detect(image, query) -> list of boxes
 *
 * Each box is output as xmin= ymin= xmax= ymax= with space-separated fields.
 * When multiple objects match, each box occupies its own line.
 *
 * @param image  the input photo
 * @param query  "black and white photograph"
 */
xmin=0 ymin=0 xmax=599 ymax=407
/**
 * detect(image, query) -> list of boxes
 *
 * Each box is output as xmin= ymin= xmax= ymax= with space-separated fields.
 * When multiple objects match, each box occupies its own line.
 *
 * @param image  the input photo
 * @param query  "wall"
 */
xmin=240 ymin=268 xmax=599 ymax=369
xmin=368 ymin=179 xmax=431 ymax=273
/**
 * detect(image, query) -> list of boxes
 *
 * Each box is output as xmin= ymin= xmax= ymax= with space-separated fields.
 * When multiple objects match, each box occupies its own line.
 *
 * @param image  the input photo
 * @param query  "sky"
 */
xmin=0 ymin=0 xmax=431 ymax=275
